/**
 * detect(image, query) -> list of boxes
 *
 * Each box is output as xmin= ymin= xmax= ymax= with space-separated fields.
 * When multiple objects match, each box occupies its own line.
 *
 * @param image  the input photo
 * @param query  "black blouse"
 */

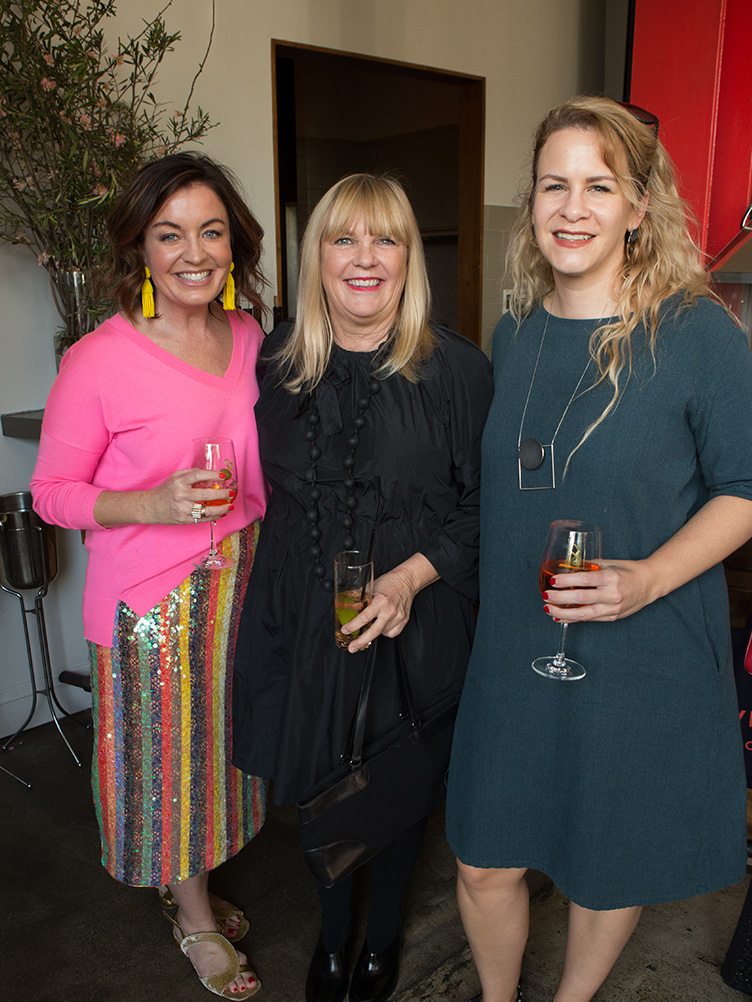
xmin=232 ymin=322 xmax=492 ymax=803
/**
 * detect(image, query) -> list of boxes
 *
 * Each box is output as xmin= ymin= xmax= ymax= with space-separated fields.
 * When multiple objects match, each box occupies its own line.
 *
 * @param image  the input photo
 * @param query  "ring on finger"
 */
xmin=191 ymin=501 xmax=206 ymax=523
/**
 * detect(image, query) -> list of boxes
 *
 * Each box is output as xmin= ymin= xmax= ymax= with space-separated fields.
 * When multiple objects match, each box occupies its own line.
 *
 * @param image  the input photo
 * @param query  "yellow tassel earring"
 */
xmin=141 ymin=265 xmax=155 ymax=319
xmin=222 ymin=262 xmax=236 ymax=311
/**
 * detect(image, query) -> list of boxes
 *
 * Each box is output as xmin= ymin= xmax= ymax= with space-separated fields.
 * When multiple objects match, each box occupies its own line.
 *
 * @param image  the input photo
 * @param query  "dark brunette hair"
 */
xmin=107 ymin=152 xmax=266 ymax=320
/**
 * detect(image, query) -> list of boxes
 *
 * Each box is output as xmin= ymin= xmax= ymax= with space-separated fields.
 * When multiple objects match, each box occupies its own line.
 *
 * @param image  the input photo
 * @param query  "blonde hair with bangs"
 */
xmin=508 ymin=95 xmax=717 ymax=463
xmin=278 ymin=173 xmax=434 ymax=392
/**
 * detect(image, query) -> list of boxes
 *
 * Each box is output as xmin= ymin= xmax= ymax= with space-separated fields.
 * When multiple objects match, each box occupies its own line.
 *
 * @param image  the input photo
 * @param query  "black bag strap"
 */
xmin=394 ymin=640 xmax=420 ymax=729
xmin=347 ymin=638 xmax=378 ymax=769
xmin=344 ymin=637 xmax=421 ymax=770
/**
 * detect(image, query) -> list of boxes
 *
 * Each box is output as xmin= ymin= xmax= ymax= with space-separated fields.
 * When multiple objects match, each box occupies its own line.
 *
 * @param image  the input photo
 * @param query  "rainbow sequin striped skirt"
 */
xmin=87 ymin=525 xmax=266 ymax=887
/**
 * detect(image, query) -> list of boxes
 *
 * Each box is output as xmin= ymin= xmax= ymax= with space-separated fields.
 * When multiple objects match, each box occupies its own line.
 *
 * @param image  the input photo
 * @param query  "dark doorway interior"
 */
xmin=273 ymin=42 xmax=484 ymax=342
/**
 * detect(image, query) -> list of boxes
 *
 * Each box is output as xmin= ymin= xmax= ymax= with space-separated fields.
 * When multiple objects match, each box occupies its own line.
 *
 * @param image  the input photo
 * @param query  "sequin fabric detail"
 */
xmin=88 ymin=524 xmax=266 ymax=887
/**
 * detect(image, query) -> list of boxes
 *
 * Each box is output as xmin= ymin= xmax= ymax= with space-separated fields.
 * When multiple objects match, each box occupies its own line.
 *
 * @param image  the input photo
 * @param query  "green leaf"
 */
xmin=0 ymin=0 xmax=219 ymax=340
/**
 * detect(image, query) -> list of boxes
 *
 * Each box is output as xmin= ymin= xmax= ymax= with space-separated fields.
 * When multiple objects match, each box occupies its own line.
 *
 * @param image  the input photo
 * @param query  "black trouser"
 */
xmin=316 ymin=816 xmax=428 ymax=954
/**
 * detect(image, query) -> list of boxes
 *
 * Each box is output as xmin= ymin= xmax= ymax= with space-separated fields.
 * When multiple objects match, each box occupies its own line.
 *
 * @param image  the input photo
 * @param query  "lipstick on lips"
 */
xmin=176 ymin=270 xmax=213 ymax=284
xmin=344 ymin=277 xmax=384 ymax=290
xmin=551 ymin=231 xmax=594 ymax=247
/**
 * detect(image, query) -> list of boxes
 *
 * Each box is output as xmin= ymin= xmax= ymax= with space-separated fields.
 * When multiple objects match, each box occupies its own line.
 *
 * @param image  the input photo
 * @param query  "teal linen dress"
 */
xmin=446 ymin=297 xmax=752 ymax=909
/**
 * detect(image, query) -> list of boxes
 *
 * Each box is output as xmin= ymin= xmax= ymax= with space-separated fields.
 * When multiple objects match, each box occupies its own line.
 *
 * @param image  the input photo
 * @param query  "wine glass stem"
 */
xmin=208 ymin=519 xmax=218 ymax=558
xmin=553 ymin=622 xmax=569 ymax=667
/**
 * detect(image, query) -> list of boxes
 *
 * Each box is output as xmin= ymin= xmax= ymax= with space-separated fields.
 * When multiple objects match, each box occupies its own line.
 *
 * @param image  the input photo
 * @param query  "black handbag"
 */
xmin=297 ymin=638 xmax=459 ymax=887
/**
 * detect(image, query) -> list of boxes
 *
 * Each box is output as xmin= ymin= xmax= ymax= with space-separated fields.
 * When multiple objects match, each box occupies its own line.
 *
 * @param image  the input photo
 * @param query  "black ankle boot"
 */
xmin=348 ymin=934 xmax=402 ymax=1002
xmin=306 ymin=932 xmax=353 ymax=1002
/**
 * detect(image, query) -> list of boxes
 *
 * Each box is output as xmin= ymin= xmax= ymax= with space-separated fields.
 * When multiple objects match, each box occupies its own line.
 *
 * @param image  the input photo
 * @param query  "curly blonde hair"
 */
xmin=508 ymin=95 xmax=716 ymax=460
xmin=277 ymin=173 xmax=434 ymax=393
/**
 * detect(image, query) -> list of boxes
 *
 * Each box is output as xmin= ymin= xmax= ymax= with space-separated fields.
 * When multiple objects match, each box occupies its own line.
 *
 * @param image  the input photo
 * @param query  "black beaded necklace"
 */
xmin=304 ymin=354 xmax=382 ymax=591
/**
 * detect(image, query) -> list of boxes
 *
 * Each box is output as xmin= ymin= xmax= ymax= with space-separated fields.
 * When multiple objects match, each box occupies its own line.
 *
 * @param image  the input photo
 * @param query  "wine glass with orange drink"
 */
xmin=532 ymin=519 xmax=602 ymax=680
xmin=192 ymin=438 xmax=238 ymax=570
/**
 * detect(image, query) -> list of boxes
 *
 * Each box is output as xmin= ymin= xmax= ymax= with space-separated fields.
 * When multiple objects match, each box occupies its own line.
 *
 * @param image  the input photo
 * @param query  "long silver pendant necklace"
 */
xmin=517 ymin=308 xmax=595 ymax=491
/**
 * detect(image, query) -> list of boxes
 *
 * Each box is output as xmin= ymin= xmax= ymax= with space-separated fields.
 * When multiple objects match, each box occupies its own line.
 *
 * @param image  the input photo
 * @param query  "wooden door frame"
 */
xmin=271 ymin=39 xmax=485 ymax=344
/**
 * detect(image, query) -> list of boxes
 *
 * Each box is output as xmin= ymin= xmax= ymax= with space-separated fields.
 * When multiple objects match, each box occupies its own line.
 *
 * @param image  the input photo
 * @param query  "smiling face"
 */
xmin=532 ymin=127 xmax=646 ymax=302
xmin=321 ymin=218 xmax=408 ymax=348
xmin=141 ymin=182 xmax=232 ymax=317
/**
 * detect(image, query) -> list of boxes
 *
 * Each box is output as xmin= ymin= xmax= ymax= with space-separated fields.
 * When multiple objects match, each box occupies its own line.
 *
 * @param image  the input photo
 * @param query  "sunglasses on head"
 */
xmin=620 ymin=102 xmax=659 ymax=136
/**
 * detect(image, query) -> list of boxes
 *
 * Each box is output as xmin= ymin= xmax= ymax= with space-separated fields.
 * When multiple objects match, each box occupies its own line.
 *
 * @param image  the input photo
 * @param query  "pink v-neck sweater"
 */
xmin=31 ymin=310 xmax=267 ymax=646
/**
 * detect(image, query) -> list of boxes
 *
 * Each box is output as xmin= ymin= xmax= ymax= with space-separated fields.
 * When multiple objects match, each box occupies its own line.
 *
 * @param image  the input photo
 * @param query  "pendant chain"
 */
xmin=516 ymin=309 xmax=593 ymax=460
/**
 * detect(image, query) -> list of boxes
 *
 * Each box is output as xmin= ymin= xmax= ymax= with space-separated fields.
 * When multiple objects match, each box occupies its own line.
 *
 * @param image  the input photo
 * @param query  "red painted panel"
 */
xmin=630 ymin=0 xmax=723 ymax=249
xmin=708 ymin=0 xmax=752 ymax=263
xmin=630 ymin=0 xmax=752 ymax=265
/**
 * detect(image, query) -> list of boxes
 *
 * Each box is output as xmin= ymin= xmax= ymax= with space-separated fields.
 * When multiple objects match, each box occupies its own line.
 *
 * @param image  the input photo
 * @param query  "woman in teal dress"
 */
xmin=446 ymin=96 xmax=752 ymax=1002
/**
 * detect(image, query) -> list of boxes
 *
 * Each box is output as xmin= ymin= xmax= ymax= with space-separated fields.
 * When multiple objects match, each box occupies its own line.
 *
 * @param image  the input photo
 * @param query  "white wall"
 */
xmin=0 ymin=247 xmax=92 ymax=736
xmin=0 ymin=0 xmax=602 ymax=735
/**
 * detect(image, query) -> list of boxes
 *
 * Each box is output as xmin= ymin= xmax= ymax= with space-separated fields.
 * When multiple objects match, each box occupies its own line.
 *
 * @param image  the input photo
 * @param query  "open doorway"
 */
xmin=272 ymin=41 xmax=485 ymax=343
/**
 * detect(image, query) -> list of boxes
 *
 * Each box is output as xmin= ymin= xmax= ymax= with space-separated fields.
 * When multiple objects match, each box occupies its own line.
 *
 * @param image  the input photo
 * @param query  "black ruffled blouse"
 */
xmin=232 ymin=322 xmax=492 ymax=804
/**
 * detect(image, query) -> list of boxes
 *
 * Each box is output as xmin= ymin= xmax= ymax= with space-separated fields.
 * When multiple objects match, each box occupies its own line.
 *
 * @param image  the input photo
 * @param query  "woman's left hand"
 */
xmin=542 ymin=558 xmax=657 ymax=623
xmin=341 ymin=553 xmax=439 ymax=653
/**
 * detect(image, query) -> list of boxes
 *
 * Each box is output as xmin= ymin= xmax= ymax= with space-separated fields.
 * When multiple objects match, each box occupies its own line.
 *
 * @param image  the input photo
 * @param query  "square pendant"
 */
xmin=518 ymin=442 xmax=556 ymax=490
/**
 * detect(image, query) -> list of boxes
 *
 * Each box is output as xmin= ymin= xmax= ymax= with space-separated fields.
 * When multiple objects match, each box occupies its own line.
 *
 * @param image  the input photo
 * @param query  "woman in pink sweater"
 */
xmin=31 ymin=154 xmax=267 ymax=999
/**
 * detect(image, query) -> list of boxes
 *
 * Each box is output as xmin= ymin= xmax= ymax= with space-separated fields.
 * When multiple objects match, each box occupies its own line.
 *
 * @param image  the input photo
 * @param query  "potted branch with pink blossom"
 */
xmin=0 ymin=0 xmax=216 ymax=356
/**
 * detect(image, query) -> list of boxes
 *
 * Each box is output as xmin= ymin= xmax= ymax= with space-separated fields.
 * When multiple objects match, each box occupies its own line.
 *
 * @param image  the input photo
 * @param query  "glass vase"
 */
xmin=49 ymin=268 xmax=93 ymax=363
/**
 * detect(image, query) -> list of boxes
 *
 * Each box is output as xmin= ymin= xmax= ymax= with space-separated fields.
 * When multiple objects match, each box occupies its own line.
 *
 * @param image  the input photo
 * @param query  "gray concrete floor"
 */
xmin=1 ymin=712 xmax=749 ymax=1001
xmin=407 ymin=880 xmax=751 ymax=1001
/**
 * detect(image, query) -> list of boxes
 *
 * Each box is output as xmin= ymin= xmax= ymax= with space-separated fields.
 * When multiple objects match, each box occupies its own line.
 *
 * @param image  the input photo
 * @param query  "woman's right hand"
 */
xmin=93 ymin=468 xmax=230 ymax=527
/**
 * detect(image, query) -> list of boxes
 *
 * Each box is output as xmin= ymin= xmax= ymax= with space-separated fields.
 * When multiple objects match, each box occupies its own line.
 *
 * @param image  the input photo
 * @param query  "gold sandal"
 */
xmin=175 ymin=928 xmax=261 ymax=999
xmin=159 ymin=887 xmax=250 ymax=942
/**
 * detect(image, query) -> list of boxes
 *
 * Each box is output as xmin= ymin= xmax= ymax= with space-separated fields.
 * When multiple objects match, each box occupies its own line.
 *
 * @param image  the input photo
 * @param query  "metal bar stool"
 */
xmin=0 ymin=491 xmax=86 ymax=786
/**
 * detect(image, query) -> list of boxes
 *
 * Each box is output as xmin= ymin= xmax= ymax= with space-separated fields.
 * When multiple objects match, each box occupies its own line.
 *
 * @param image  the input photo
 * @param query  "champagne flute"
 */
xmin=532 ymin=519 xmax=602 ymax=681
xmin=192 ymin=438 xmax=238 ymax=570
